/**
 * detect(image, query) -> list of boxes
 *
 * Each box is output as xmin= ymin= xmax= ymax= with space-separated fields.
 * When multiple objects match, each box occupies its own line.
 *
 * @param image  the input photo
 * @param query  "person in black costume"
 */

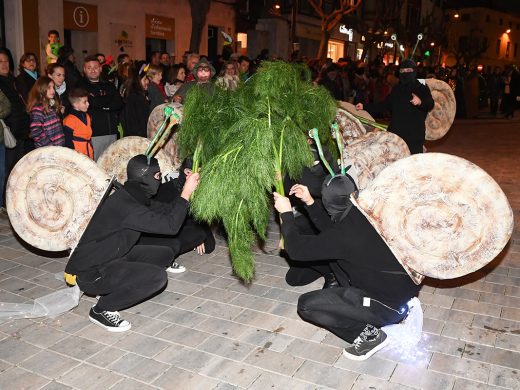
xmin=356 ymin=59 xmax=434 ymax=154
xmin=273 ymin=177 xmax=422 ymax=360
xmin=282 ymin=142 xmax=345 ymax=289
xmin=65 ymin=154 xmax=200 ymax=332
xmin=138 ymin=158 xmax=216 ymax=264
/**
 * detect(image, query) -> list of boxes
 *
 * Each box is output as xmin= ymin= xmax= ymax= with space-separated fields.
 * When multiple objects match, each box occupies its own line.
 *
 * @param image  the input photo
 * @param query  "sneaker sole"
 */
xmin=166 ymin=267 xmax=186 ymax=274
xmin=89 ymin=316 xmax=131 ymax=332
xmin=342 ymin=336 xmax=389 ymax=361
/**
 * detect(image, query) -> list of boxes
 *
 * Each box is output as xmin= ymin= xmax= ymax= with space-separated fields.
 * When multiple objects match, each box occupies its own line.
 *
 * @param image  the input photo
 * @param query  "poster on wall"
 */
xmin=110 ymin=23 xmax=136 ymax=60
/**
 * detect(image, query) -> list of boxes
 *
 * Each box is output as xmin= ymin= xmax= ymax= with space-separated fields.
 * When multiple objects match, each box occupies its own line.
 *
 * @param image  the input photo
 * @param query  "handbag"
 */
xmin=1 ymin=119 xmax=16 ymax=149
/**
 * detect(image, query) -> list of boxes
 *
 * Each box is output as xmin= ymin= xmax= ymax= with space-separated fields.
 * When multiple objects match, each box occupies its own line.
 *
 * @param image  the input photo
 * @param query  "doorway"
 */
xmin=65 ymin=29 xmax=98 ymax=69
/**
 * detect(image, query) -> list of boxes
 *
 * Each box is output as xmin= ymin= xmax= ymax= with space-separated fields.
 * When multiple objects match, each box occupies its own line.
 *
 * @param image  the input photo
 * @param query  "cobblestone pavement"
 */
xmin=0 ymin=119 xmax=519 ymax=390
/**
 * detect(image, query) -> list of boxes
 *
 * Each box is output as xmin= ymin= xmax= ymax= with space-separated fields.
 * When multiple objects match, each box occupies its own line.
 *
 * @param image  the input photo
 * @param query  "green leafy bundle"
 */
xmin=177 ymin=61 xmax=337 ymax=282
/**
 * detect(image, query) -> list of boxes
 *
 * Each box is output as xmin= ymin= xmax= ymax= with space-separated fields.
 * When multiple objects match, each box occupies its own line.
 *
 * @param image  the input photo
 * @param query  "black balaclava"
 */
xmin=126 ymin=154 xmax=161 ymax=198
xmin=399 ymin=59 xmax=417 ymax=85
xmin=321 ymin=174 xmax=357 ymax=222
xmin=175 ymin=157 xmax=193 ymax=191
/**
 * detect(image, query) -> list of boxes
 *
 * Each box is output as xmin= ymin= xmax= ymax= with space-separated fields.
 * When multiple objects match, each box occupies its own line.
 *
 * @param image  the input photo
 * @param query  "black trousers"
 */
xmin=297 ymin=286 xmax=408 ymax=343
xmin=139 ymin=219 xmax=215 ymax=257
xmin=76 ymin=245 xmax=171 ymax=311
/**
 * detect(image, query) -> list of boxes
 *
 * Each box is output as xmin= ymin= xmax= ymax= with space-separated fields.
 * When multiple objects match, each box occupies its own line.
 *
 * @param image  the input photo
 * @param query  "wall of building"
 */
xmin=10 ymin=0 xmax=235 ymax=70
xmin=445 ymin=7 xmax=520 ymax=68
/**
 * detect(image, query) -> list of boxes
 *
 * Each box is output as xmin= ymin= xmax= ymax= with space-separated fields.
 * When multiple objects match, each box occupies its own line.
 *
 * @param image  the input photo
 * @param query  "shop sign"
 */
xmin=339 ymin=25 xmax=354 ymax=41
xmin=145 ymin=15 xmax=175 ymax=40
xmin=64 ymin=1 xmax=98 ymax=32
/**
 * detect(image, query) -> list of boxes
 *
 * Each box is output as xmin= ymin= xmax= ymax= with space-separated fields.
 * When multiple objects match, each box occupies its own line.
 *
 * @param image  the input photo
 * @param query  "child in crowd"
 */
xmin=28 ymin=76 xmax=66 ymax=148
xmin=63 ymin=88 xmax=94 ymax=159
xmin=146 ymin=64 xmax=168 ymax=111
xmin=45 ymin=30 xmax=62 ymax=64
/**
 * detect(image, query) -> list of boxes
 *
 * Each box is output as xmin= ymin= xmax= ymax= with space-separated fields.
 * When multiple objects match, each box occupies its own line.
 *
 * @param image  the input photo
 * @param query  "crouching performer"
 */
xmin=65 ymin=154 xmax=199 ymax=332
xmin=273 ymin=177 xmax=421 ymax=360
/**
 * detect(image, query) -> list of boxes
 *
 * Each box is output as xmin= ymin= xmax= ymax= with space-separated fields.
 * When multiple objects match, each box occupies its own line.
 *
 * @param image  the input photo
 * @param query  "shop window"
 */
xmin=327 ymin=40 xmax=344 ymax=63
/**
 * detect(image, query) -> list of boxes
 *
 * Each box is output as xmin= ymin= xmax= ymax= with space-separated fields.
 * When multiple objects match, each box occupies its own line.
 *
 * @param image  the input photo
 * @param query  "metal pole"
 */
xmin=291 ymin=0 xmax=299 ymax=52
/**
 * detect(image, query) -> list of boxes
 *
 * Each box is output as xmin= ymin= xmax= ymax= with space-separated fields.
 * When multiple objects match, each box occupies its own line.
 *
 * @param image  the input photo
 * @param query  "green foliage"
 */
xmin=177 ymin=61 xmax=337 ymax=281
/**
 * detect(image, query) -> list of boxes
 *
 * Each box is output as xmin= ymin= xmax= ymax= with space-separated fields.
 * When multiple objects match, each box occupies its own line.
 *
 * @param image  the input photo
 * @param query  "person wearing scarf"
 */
xmin=15 ymin=52 xmax=39 ymax=102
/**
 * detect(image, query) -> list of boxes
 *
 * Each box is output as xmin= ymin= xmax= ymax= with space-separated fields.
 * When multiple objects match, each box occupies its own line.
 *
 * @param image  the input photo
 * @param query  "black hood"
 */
xmin=321 ymin=174 xmax=357 ymax=222
xmin=399 ymin=59 xmax=417 ymax=85
xmin=126 ymin=154 xmax=161 ymax=198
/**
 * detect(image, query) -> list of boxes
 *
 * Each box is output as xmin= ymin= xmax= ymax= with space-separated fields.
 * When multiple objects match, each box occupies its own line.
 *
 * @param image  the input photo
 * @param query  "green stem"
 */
xmin=310 ymin=128 xmax=335 ymax=177
xmin=192 ymin=139 xmax=203 ymax=173
xmin=145 ymin=106 xmax=175 ymax=157
xmin=147 ymin=113 xmax=180 ymax=158
xmin=332 ymin=123 xmax=346 ymax=175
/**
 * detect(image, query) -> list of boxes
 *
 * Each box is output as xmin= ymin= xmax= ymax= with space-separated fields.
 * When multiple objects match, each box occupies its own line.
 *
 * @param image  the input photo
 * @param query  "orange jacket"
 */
xmin=63 ymin=112 xmax=94 ymax=159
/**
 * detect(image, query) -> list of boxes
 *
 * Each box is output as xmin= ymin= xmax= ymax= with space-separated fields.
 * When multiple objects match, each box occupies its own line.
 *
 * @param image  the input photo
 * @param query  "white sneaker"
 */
xmin=166 ymin=262 xmax=186 ymax=273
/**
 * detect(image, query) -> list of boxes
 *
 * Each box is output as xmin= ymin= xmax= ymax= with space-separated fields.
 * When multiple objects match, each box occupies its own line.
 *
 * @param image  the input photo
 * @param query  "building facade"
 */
xmin=444 ymin=6 xmax=520 ymax=68
xmin=3 ymin=0 xmax=236 ymax=69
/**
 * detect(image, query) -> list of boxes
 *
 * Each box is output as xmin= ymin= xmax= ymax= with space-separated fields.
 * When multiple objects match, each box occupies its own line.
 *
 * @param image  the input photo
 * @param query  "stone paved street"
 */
xmin=0 ymin=118 xmax=519 ymax=389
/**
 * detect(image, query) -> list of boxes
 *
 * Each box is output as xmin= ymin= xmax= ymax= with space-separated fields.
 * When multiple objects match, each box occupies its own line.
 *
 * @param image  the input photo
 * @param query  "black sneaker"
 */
xmin=342 ymin=326 xmax=388 ymax=361
xmin=89 ymin=306 xmax=131 ymax=332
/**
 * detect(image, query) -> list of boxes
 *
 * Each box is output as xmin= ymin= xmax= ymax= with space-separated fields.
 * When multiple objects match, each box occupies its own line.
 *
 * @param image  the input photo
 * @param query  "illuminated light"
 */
xmin=477 ymin=64 xmax=484 ymax=71
xmin=400 ymin=44 xmax=404 ymax=51
xmin=361 ymin=35 xmax=366 ymax=42
xmin=424 ymin=50 xmax=431 ymax=57
xmin=506 ymin=29 xmax=511 ymax=34
xmin=381 ymin=298 xmax=427 ymax=364
xmin=274 ymin=4 xmax=281 ymax=9
xmin=454 ymin=13 xmax=460 ymax=19
xmin=430 ymin=42 xmax=435 ymax=47
xmin=339 ymin=25 xmax=354 ymax=41
xmin=384 ymin=30 xmax=388 ymax=35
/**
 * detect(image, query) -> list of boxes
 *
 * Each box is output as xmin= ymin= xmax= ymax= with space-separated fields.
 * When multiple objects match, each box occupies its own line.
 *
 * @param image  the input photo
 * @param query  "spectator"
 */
xmin=173 ymin=58 xmax=215 ymax=104
xmin=216 ymin=61 xmax=240 ymax=91
xmin=121 ymin=62 xmax=150 ymax=138
xmin=185 ymin=53 xmax=200 ymax=82
xmin=63 ymin=88 xmax=94 ymax=159
xmin=46 ymin=63 xmax=68 ymax=115
xmin=238 ymin=56 xmax=250 ymax=82
xmin=45 ymin=30 xmax=62 ymax=64
xmin=150 ymin=51 xmax=161 ymax=66
xmin=159 ymin=51 xmax=171 ymax=83
xmin=0 ymin=88 xmax=11 ymax=211
xmin=0 ymin=50 xmax=30 ymax=180
xmin=57 ymin=46 xmax=81 ymax=90
xmin=16 ymin=52 xmax=40 ymax=102
xmin=27 ymin=76 xmax=66 ymax=148
xmin=487 ymin=66 xmax=503 ymax=117
xmin=165 ymin=63 xmax=186 ymax=97
xmin=318 ymin=63 xmax=343 ymax=100
xmin=77 ymin=55 xmax=123 ymax=159
xmin=146 ymin=64 xmax=168 ymax=111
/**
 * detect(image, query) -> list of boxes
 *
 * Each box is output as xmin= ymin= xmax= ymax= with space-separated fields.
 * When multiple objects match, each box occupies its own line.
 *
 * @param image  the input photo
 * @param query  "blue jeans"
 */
xmin=0 ymin=142 xmax=5 ymax=207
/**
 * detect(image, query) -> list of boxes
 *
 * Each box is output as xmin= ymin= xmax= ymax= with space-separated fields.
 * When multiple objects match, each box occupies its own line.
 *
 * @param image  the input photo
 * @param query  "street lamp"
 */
xmin=454 ymin=13 xmax=460 ymax=19
xmin=506 ymin=29 xmax=511 ymax=34
xmin=430 ymin=42 xmax=435 ymax=47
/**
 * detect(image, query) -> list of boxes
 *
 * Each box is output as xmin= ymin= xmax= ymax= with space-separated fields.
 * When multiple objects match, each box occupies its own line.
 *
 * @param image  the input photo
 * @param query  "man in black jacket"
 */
xmin=356 ymin=59 xmax=434 ymax=154
xmin=65 ymin=155 xmax=199 ymax=332
xmin=273 ymin=177 xmax=421 ymax=360
xmin=77 ymin=55 xmax=123 ymax=159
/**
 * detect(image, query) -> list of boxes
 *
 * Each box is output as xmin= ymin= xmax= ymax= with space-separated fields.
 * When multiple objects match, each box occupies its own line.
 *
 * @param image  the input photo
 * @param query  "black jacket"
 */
xmin=121 ymin=92 xmax=150 ymax=137
xmin=65 ymin=183 xmax=189 ymax=276
xmin=366 ymin=80 xmax=434 ymax=154
xmin=15 ymin=70 xmax=37 ymax=103
xmin=76 ymin=77 xmax=123 ymax=137
xmin=280 ymin=202 xmax=421 ymax=308
xmin=0 ymin=74 xmax=30 ymax=139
